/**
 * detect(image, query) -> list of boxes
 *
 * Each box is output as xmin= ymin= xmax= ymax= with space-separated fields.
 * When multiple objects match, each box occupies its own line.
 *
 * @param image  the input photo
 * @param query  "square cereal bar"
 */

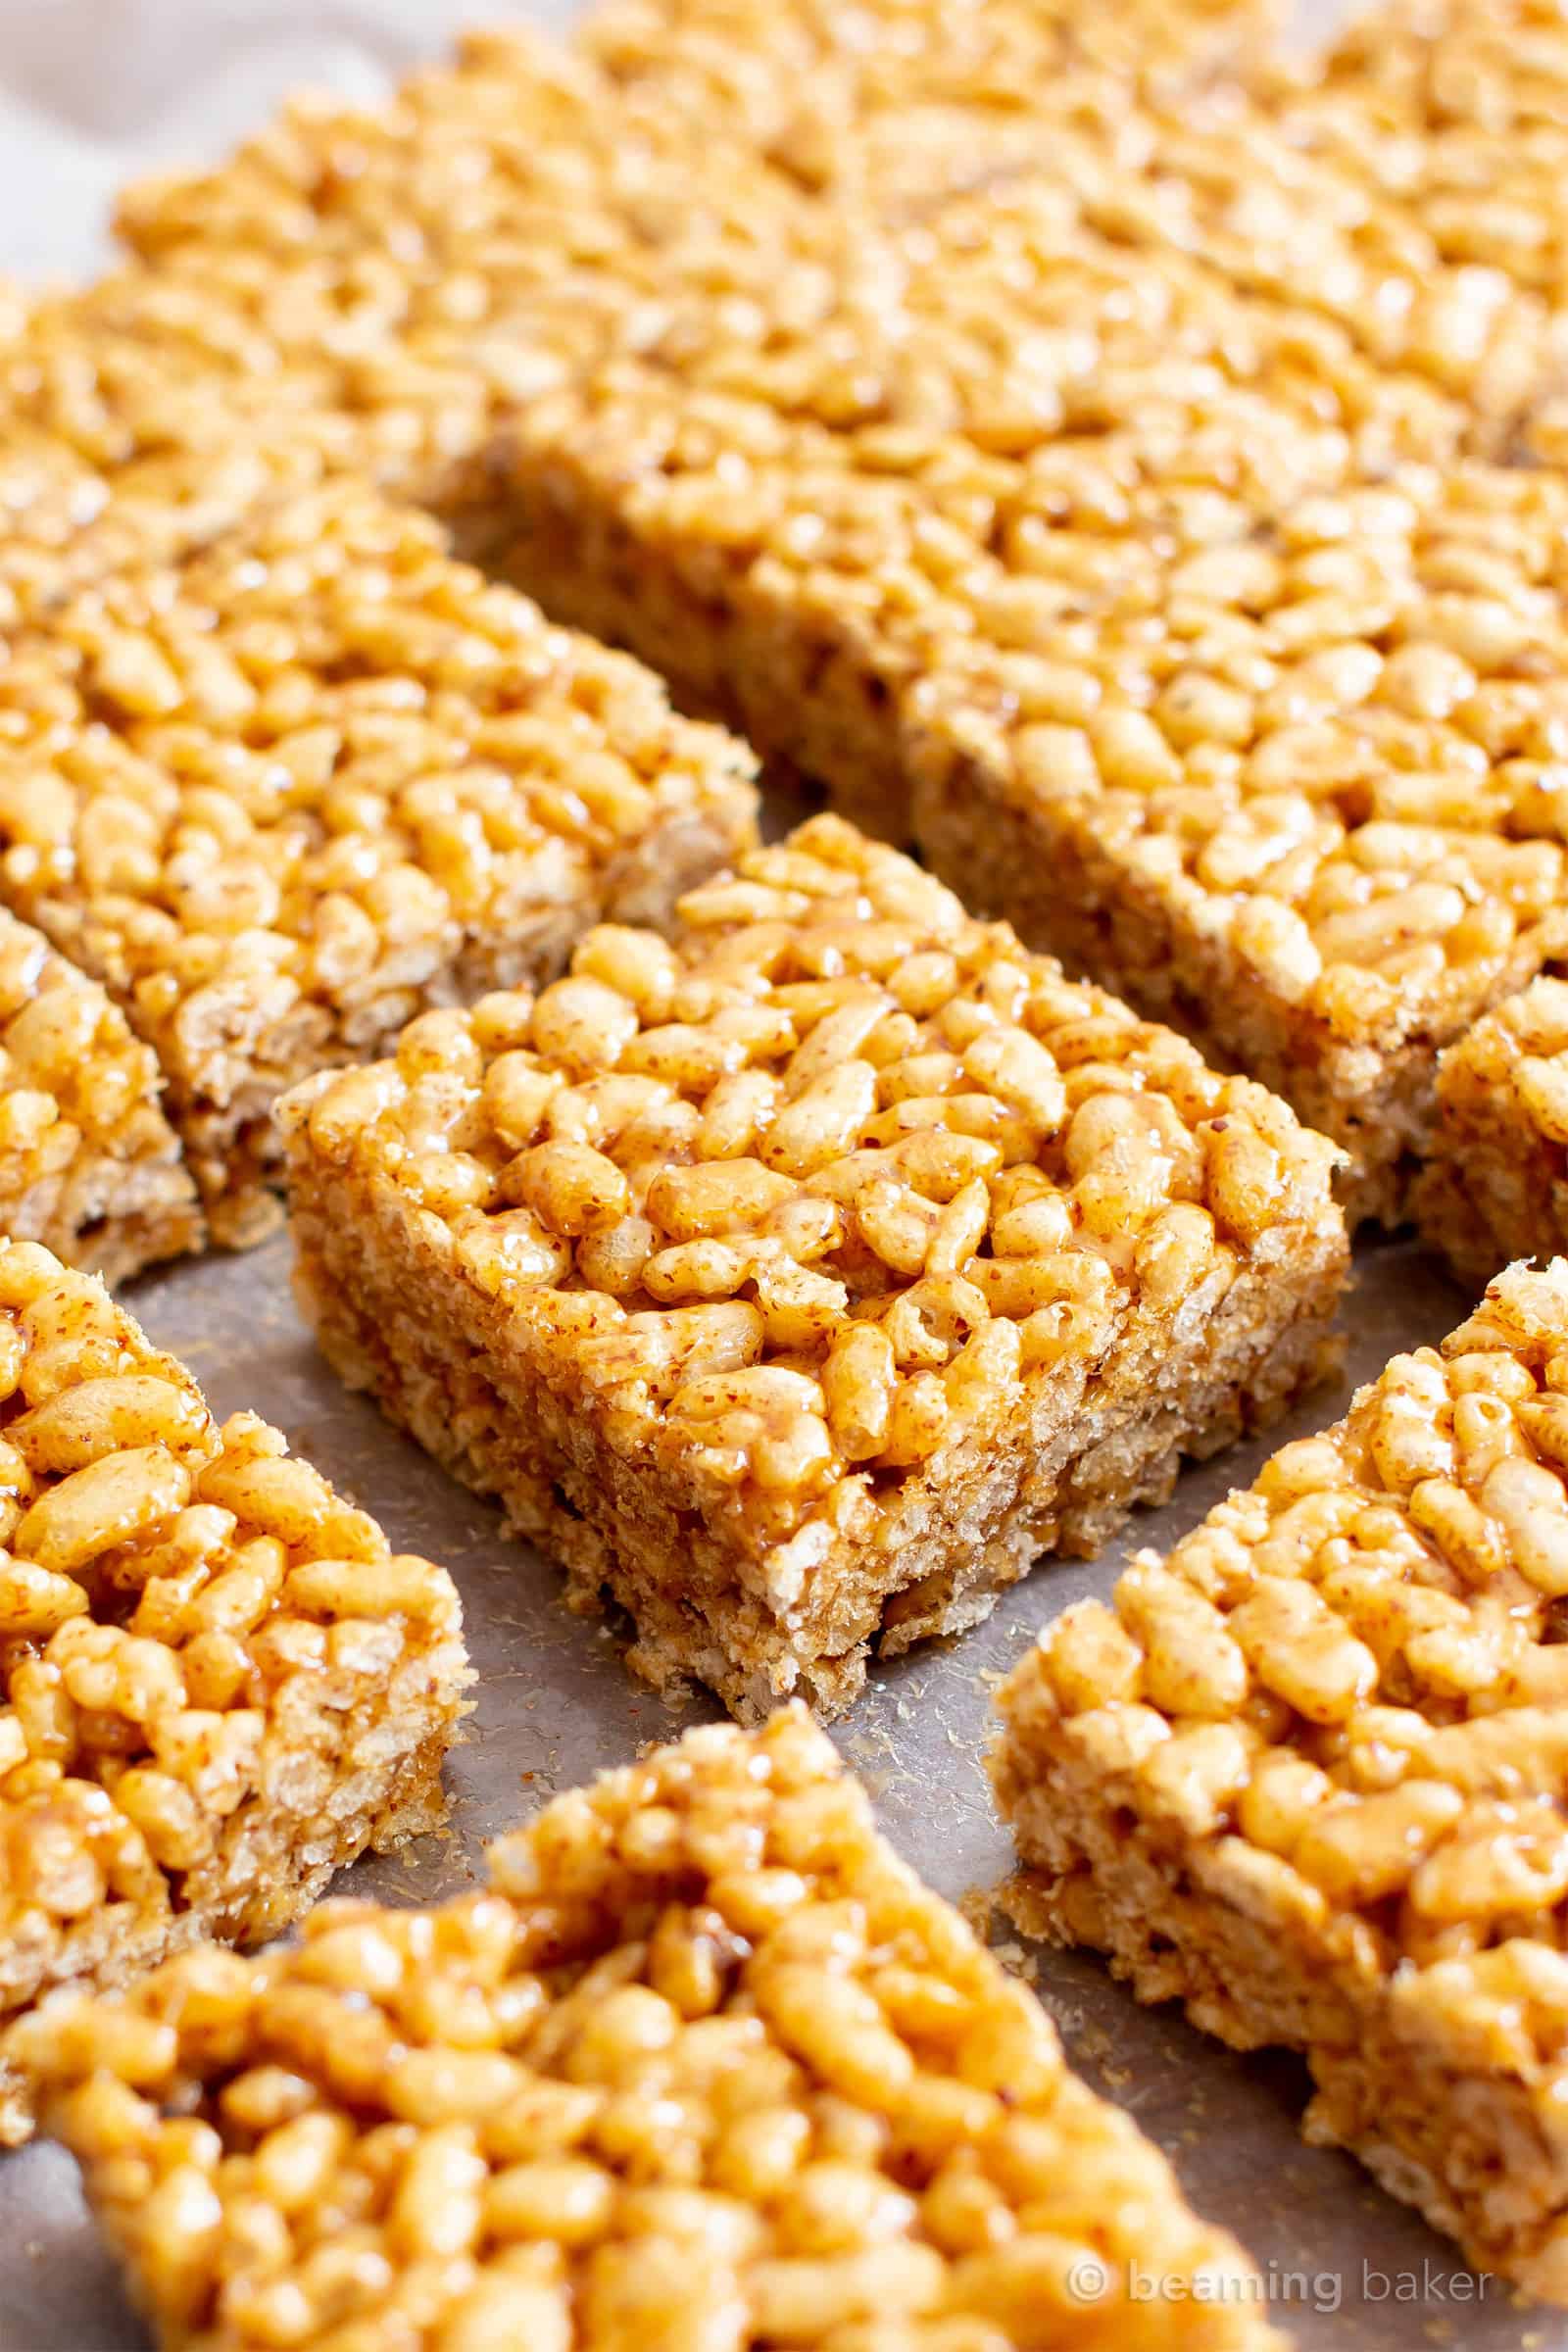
xmin=106 ymin=29 xmax=867 ymax=514
xmin=107 ymin=8 xmax=1538 ymax=522
xmin=0 ymin=478 xmax=758 ymax=1247
xmin=580 ymin=0 xmax=1547 ymax=427
xmin=0 ymin=1239 xmax=469 ymax=2142
xmin=1416 ymin=978 xmax=1568 ymax=1292
xmin=909 ymin=459 xmax=1568 ymax=1229
xmin=0 ymin=272 xmax=373 ymax=632
xmin=497 ymin=265 xmax=1462 ymax=851
xmin=0 ymin=909 xmax=200 ymax=1286
xmin=281 ymin=815 xmax=1347 ymax=1721
xmin=19 ymin=1708 xmax=1283 ymax=2352
xmin=994 ymin=1258 xmax=1568 ymax=2295
xmin=505 ymin=357 xmax=1568 ymax=1225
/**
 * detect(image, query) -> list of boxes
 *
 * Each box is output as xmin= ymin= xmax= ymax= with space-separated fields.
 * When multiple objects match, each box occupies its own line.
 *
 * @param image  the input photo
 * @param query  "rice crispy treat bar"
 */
xmin=108 ymin=8 xmax=1544 ymax=504
xmin=280 ymin=814 xmax=1347 ymax=1721
xmin=1416 ymin=979 xmax=1568 ymax=1293
xmin=0 ymin=910 xmax=200 ymax=1286
xmin=580 ymin=0 xmax=1550 ymax=429
xmin=6 ymin=43 xmax=834 ymax=549
xmin=501 ymin=345 xmax=1568 ymax=1226
xmin=9 ymin=66 xmax=652 ymax=524
xmin=0 ymin=274 xmax=376 ymax=640
xmin=492 ymin=114 xmax=1488 ymax=851
xmin=0 ymin=1239 xmax=470 ymax=2142
xmin=909 ymin=457 xmax=1568 ymax=1230
xmin=993 ymin=1257 xmax=1568 ymax=2296
xmin=18 ymin=1707 xmax=1283 ymax=2352
xmin=0 ymin=479 xmax=758 ymax=1248
xmin=104 ymin=28 xmax=877 ymax=518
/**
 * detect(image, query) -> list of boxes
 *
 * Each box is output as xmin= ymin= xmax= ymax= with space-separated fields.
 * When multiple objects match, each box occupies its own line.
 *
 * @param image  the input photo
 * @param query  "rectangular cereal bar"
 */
xmin=580 ymin=0 xmax=1548 ymax=428
xmin=1416 ymin=978 xmax=1568 ymax=1292
xmin=105 ymin=2 xmax=1547 ymax=538
xmin=907 ymin=456 xmax=1568 ymax=1229
xmin=0 ymin=270 xmax=374 ymax=637
xmin=104 ymin=28 xmax=863 ymax=516
xmin=0 ymin=477 xmax=757 ymax=1247
xmin=0 ymin=908 xmax=200 ymax=1286
xmin=0 ymin=1239 xmax=470 ymax=2142
xmin=495 ymin=145 xmax=1474 ymax=854
xmin=280 ymin=814 xmax=1348 ymax=1720
xmin=503 ymin=337 xmax=1568 ymax=1226
xmin=18 ymin=1707 xmax=1283 ymax=2352
xmin=994 ymin=1257 xmax=1568 ymax=2296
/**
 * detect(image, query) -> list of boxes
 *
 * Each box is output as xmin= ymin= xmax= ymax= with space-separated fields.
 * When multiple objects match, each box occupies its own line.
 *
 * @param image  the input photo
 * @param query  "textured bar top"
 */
xmin=21 ymin=1708 xmax=1284 ymax=2351
xmin=995 ymin=1257 xmax=1568 ymax=2295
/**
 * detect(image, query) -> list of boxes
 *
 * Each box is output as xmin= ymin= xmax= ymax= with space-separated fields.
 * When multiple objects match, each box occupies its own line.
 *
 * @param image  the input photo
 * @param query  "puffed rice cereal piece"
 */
xmin=994 ymin=1256 xmax=1568 ymax=2296
xmin=279 ymin=813 xmax=1347 ymax=1721
xmin=20 ymin=1707 xmax=1283 ymax=2352
xmin=0 ymin=1239 xmax=470 ymax=2142
xmin=0 ymin=477 xmax=757 ymax=1248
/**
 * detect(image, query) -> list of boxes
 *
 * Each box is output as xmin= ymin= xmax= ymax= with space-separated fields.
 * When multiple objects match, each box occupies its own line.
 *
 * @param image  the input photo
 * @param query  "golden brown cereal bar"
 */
xmin=501 ymin=353 xmax=1568 ymax=1227
xmin=0 ymin=1239 xmax=470 ymax=2142
xmin=1416 ymin=979 xmax=1568 ymax=1292
xmin=279 ymin=814 xmax=1347 ymax=1721
xmin=12 ymin=73 xmax=663 ymax=529
xmin=581 ymin=0 xmax=1548 ymax=429
xmin=19 ymin=1707 xmax=1284 ymax=2352
xmin=495 ymin=213 xmax=1474 ymax=850
xmin=993 ymin=1257 xmax=1568 ymax=2297
xmin=908 ymin=458 xmax=1568 ymax=1231
xmin=2 ymin=39 xmax=856 ymax=562
xmin=104 ymin=28 xmax=867 ymax=514
xmin=0 ymin=910 xmax=200 ymax=1286
xmin=107 ymin=3 xmax=1550 ymax=519
xmin=0 ymin=478 xmax=758 ymax=1248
